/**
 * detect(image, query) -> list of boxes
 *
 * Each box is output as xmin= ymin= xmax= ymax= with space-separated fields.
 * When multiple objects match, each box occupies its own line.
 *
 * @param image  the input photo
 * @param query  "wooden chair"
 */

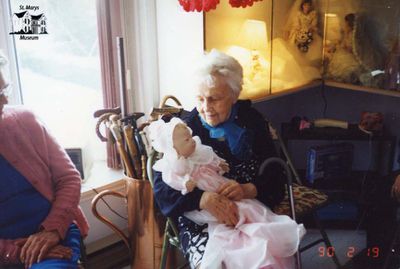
xmin=147 ymin=150 xmax=189 ymax=269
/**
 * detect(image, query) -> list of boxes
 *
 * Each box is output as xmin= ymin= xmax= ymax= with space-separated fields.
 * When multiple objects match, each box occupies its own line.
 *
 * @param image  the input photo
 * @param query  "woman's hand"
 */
xmin=391 ymin=174 xmax=400 ymax=201
xmin=217 ymin=181 xmax=257 ymax=201
xmin=199 ymin=192 xmax=239 ymax=226
xmin=45 ymin=245 xmax=72 ymax=260
xmin=15 ymin=240 xmax=72 ymax=263
xmin=217 ymin=180 xmax=245 ymax=201
xmin=19 ymin=230 xmax=60 ymax=268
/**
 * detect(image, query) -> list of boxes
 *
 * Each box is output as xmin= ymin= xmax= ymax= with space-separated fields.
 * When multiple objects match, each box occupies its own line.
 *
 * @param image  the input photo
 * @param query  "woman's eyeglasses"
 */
xmin=0 ymin=83 xmax=12 ymax=97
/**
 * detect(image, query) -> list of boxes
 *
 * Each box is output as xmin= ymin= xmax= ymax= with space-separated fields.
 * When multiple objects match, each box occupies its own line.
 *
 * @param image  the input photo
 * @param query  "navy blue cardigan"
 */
xmin=152 ymin=100 xmax=286 ymax=221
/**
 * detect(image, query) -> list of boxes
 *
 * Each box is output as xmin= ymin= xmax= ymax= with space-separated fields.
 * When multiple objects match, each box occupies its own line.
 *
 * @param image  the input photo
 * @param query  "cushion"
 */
xmin=273 ymin=184 xmax=328 ymax=216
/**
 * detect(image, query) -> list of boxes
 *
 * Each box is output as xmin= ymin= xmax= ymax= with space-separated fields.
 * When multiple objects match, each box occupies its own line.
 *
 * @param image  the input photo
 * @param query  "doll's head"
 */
xmin=300 ymin=0 xmax=313 ymax=14
xmin=172 ymin=123 xmax=196 ymax=158
xmin=148 ymin=117 xmax=196 ymax=159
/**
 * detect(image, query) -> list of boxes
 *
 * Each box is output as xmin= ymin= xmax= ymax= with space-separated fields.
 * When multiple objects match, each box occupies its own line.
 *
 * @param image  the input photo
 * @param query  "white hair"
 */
xmin=0 ymin=50 xmax=8 ymax=68
xmin=194 ymin=49 xmax=243 ymax=99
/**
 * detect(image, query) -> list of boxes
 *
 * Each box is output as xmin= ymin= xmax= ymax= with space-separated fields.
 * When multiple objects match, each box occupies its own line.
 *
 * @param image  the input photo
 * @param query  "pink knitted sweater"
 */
xmin=0 ymin=107 xmax=89 ymax=264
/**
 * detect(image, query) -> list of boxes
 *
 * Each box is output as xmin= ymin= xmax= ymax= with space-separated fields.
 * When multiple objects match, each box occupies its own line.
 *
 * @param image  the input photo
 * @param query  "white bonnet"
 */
xmin=148 ymin=117 xmax=192 ymax=158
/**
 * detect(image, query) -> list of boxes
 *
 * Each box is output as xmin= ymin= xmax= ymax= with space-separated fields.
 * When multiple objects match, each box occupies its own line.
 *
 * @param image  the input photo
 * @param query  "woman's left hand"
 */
xmin=218 ymin=181 xmax=258 ymax=201
xmin=19 ymin=230 xmax=60 ymax=268
xmin=217 ymin=180 xmax=245 ymax=201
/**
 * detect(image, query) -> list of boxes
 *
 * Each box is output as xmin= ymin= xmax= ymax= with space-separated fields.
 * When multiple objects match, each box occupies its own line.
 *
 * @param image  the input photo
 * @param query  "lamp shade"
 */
xmin=238 ymin=19 xmax=268 ymax=51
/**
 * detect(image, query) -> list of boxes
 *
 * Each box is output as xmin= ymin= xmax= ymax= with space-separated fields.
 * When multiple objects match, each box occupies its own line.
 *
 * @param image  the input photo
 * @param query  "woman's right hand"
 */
xmin=199 ymin=192 xmax=239 ymax=226
xmin=15 ymin=240 xmax=72 ymax=263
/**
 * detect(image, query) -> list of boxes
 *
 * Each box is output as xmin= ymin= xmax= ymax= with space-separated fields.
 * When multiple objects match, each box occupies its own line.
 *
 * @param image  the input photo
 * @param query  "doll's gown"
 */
xmin=289 ymin=10 xmax=322 ymax=66
xmin=326 ymin=30 xmax=362 ymax=83
xmin=153 ymin=137 xmax=306 ymax=269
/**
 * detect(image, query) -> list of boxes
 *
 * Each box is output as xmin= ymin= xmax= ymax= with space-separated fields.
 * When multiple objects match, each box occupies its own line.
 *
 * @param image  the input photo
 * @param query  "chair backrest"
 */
xmin=147 ymin=149 xmax=180 ymax=240
xmin=258 ymin=157 xmax=297 ymax=221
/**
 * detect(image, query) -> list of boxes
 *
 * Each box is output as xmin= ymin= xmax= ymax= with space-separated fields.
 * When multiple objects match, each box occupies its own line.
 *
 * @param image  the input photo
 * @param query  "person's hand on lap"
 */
xmin=19 ymin=230 xmax=60 ymax=268
xmin=200 ymin=192 xmax=239 ymax=226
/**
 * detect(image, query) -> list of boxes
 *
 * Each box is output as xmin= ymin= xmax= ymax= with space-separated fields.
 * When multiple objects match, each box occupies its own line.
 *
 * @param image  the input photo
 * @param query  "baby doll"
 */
xmin=149 ymin=118 xmax=305 ymax=269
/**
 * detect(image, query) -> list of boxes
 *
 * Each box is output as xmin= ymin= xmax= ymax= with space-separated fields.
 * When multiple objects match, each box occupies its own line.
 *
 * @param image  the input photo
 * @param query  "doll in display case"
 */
xmin=287 ymin=0 xmax=322 ymax=66
xmin=325 ymin=13 xmax=362 ymax=83
xmin=325 ymin=12 xmax=387 ymax=87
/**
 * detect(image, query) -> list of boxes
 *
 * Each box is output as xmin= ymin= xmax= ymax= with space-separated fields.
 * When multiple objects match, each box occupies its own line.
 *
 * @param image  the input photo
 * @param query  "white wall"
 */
xmin=155 ymin=0 xmax=204 ymax=110
xmin=121 ymin=0 xmax=160 ymax=115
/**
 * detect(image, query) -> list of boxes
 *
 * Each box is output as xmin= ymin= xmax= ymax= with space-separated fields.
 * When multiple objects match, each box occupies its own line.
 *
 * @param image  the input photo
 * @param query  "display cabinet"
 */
xmin=204 ymin=0 xmax=400 ymax=99
xmin=323 ymin=0 xmax=400 ymax=94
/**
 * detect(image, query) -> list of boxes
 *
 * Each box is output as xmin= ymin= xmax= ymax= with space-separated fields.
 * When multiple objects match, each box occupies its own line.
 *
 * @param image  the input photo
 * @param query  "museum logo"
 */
xmin=9 ymin=5 xmax=48 ymax=40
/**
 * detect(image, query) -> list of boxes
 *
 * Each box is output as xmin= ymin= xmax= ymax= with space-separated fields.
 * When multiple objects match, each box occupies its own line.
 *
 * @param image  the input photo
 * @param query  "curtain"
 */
xmin=96 ymin=0 xmax=123 ymax=168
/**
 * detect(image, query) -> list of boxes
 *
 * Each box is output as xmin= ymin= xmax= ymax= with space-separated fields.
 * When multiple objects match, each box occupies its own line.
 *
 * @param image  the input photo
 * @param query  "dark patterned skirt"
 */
xmin=178 ymin=216 xmax=209 ymax=269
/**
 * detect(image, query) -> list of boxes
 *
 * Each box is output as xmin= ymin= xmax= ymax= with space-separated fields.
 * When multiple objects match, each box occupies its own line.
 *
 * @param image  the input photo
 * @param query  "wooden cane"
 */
xmin=109 ymin=115 xmax=135 ymax=178
xmin=123 ymin=124 xmax=142 ymax=179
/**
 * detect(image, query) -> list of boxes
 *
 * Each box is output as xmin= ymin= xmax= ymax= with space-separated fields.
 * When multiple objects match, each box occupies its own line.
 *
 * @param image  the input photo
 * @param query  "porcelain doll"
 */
xmin=325 ymin=13 xmax=362 ymax=83
xmin=325 ymin=13 xmax=388 ymax=85
xmin=287 ymin=0 xmax=322 ymax=65
xmin=149 ymin=118 xmax=305 ymax=269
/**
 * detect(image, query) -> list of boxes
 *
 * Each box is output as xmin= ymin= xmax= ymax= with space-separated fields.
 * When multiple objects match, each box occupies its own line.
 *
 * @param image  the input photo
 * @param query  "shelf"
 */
xmin=253 ymin=80 xmax=322 ymax=102
xmin=325 ymin=80 xmax=400 ymax=98
xmin=251 ymin=80 xmax=400 ymax=103
xmin=281 ymin=123 xmax=395 ymax=141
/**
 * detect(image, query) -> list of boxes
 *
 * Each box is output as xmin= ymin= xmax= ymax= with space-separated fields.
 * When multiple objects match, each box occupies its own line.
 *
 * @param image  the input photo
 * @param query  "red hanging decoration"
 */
xmin=229 ymin=0 xmax=262 ymax=8
xmin=178 ymin=0 xmax=220 ymax=12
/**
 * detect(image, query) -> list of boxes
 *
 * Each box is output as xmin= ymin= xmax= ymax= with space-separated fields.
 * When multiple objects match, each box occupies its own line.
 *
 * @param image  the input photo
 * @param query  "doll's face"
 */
xmin=173 ymin=124 xmax=196 ymax=158
xmin=302 ymin=2 xmax=312 ymax=14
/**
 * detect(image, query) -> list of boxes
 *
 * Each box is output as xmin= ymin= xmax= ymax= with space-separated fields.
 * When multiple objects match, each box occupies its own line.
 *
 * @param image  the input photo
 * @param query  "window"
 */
xmin=9 ymin=0 xmax=105 ymax=178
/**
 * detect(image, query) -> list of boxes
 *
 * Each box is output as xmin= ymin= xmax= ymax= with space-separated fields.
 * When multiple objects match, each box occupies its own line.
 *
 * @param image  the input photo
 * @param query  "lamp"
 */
xmin=238 ymin=19 xmax=268 ymax=80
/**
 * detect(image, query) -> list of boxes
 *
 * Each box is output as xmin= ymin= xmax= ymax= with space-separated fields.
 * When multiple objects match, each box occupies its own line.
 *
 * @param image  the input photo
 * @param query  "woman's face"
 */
xmin=0 ymin=71 xmax=8 ymax=117
xmin=196 ymin=76 xmax=236 ymax=127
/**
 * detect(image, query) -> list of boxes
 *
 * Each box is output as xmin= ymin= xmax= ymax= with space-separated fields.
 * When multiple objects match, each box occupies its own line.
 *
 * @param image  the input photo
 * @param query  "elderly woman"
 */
xmin=0 ymin=53 xmax=89 ymax=268
xmin=153 ymin=49 xmax=287 ymax=268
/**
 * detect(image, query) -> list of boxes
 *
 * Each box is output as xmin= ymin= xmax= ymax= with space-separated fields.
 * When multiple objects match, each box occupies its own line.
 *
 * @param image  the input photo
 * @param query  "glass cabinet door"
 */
xmin=204 ymin=0 xmax=324 ymax=99
xmin=205 ymin=0 xmax=400 ymax=98
xmin=205 ymin=0 xmax=273 ymax=100
xmin=323 ymin=0 xmax=400 ymax=92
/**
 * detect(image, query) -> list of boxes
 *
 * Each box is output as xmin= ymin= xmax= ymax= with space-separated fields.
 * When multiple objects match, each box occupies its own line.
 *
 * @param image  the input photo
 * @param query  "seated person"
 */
xmin=149 ymin=117 xmax=305 ymax=269
xmin=0 ymin=52 xmax=89 ymax=268
xmin=152 ymin=49 xmax=289 ymax=268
